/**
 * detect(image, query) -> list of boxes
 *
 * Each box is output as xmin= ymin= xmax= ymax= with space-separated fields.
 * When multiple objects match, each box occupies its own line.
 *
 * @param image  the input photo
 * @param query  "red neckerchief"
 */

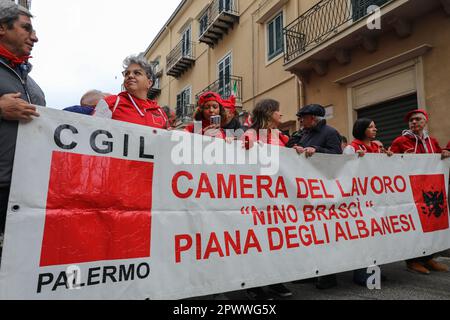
xmin=0 ymin=44 xmax=31 ymax=67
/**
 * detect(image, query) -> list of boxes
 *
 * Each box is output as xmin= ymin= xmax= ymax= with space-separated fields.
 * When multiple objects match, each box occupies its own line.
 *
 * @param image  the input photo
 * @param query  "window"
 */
xmin=181 ymin=26 xmax=192 ymax=57
xmin=267 ymin=12 xmax=284 ymax=61
xmin=176 ymin=87 xmax=192 ymax=119
xmin=152 ymin=60 xmax=160 ymax=75
xmin=199 ymin=12 xmax=208 ymax=36
xmin=218 ymin=54 xmax=232 ymax=98
xmin=352 ymin=0 xmax=390 ymax=21
xmin=152 ymin=60 xmax=161 ymax=89
xmin=219 ymin=0 xmax=232 ymax=13
xmin=153 ymin=77 xmax=160 ymax=90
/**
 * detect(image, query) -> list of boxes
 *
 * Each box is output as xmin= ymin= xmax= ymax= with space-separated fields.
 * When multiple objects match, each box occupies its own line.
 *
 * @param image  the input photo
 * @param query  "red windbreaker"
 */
xmin=104 ymin=92 xmax=168 ymax=129
xmin=390 ymin=131 xmax=442 ymax=154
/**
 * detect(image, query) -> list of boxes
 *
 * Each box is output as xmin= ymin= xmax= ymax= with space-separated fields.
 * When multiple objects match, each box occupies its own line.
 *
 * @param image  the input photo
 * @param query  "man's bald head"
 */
xmin=80 ymin=90 xmax=109 ymax=107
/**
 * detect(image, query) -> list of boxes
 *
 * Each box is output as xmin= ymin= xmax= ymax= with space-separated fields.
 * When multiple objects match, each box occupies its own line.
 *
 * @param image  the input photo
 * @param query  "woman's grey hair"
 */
xmin=0 ymin=1 xmax=33 ymax=28
xmin=123 ymin=55 xmax=155 ymax=83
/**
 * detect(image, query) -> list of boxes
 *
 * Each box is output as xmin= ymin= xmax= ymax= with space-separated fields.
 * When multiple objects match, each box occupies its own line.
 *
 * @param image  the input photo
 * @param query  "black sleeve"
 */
xmin=223 ymin=117 xmax=244 ymax=139
xmin=313 ymin=130 xmax=342 ymax=154
xmin=286 ymin=136 xmax=300 ymax=148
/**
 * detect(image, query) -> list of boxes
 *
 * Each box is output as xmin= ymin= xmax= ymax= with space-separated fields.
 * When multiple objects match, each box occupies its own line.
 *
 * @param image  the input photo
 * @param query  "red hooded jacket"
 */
xmin=104 ymin=92 xmax=168 ymax=129
xmin=390 ymin=131 xmax=442 ymax=154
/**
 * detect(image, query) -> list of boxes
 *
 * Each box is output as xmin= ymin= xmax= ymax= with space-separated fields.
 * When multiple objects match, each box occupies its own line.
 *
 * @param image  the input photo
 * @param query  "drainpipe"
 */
xmin=250 ymin=1 xmax=267 ymax=110
xmin=168 ymin=26 xmax=172 ymax=106
xmin=251 ymin=10 xmax=256 ymax=110
xmin=296 ymin=75 xmax=305 ymax=130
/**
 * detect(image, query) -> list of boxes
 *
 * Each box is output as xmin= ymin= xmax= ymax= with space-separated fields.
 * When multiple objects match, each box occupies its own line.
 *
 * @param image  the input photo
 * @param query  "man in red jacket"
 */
xmin=391 ymin=109 xmax=449 ymax=274
xmin=390 ymin=109 xmax=449 ymax=157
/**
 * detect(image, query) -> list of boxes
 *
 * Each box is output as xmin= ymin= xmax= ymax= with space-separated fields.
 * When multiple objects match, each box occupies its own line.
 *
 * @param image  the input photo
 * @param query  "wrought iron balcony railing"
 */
xmin=198 ymin=0 xmax=239 ymax=47
xmin=284 ymin=0 xmax=392 ymax=64
xmin=166 ymin=40 xmax=196 ymax=78
xmin=196 ymin=76 xmax=243 ymax=105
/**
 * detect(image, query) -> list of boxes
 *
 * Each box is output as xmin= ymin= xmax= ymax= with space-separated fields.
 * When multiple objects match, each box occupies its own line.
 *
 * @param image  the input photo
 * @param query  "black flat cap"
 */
xmin=296 ymin=104 xmax=326 ymax=117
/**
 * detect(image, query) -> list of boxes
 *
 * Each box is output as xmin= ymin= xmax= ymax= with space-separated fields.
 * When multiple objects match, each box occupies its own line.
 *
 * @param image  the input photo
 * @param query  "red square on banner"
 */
xmin=40 ymin=152 xmax=154 ymax=267
xmin=409 ymin=174 xmax=449 ymax=233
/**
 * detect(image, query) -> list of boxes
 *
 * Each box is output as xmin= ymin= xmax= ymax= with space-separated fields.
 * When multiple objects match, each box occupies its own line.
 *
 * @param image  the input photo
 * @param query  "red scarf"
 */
xmin=0 ymin=44 xmax=31 ymax=67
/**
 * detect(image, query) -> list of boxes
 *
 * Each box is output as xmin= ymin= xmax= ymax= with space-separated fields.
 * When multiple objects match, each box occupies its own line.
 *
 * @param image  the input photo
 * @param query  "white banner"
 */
xmin=0 ymin=107 xmax=449 ymax=300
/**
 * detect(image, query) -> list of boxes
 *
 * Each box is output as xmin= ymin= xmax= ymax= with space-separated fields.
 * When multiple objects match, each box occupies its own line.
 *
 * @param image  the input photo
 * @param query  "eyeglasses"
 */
xmin=409 ymin=117 xmax=425 ymax=123
xmin=122 ymin=69 xmax=146 ymax=78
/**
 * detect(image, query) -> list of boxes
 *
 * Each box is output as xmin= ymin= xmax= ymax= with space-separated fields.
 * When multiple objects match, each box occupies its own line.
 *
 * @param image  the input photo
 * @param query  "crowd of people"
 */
xmin=0 ymin=1 xmax=449 ymax=300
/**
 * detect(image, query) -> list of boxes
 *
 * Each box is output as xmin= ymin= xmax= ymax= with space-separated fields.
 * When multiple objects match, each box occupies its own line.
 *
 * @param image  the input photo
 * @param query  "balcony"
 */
xmin=198 ymin=0 xmax=240 ymax=47
xmin=283 ymin=0 xmax=446 ymax=76
xmin=196 ymin=76 xmax=243 ymax=106
xmin=166 ymin=40 xmax=196 ymax=78
xmin=147 ymin=80 xmax=161 ymax=100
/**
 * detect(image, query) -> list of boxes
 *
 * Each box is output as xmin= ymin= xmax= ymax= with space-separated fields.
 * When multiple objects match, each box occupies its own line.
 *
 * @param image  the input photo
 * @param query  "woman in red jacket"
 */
xmin=95 ymin=55 xmax=168 ymax=129
xmin=185 ymin=91 xmax=227 ymax=139
xmin=242 ymin=99 xmax=292 ymax=300
xmin=243 ymin=99 xmax=289 ymax=149
xmin=344 ymin=118 xmax=393 ymax=157
xmin=343 ymin=118 xmax=393 ymax=286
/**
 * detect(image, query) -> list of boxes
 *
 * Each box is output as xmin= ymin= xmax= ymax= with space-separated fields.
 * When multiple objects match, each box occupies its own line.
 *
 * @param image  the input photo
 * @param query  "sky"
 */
xmin=29 ymin=0 xmax=182 ymax=109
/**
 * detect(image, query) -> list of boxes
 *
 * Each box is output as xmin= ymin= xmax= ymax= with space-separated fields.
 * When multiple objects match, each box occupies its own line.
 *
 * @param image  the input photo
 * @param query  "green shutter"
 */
xmin=357 ymin=94 xmax=418 ymax=147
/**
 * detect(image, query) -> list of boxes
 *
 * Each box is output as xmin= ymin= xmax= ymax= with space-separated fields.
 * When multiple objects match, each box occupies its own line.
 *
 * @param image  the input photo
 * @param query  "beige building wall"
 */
xmin=144 ymin=0 xmax=448 ymax=145
xmin=303 ymin=8 xmax=450 ymax=146
xmin=144 ymin=0 xmax=324 ymax=130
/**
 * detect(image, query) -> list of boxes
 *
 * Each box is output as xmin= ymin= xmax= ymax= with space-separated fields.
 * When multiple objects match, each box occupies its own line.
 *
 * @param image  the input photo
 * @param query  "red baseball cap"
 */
xmin=404 ymin=109 xmax=429 ymax=122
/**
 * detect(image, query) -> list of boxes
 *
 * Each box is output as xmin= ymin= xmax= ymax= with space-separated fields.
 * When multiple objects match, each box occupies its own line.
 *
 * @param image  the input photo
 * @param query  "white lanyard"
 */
xmin=127 ymin=93 xmax=145 ymax=117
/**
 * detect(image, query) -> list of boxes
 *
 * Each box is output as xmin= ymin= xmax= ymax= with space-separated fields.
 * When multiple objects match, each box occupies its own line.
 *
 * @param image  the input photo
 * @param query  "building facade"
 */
xmin=144 ymin=0 xmax=450 ymax=146
xmin=12 ymin=0 xmax=31 ymax=9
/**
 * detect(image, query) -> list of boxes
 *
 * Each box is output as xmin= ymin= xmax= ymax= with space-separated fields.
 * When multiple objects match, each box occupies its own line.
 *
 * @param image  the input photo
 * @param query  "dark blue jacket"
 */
xmin=63 ymin=105 xmax=94 ymax=115
xmin=287 ymin=120 xmax=342 ymax=154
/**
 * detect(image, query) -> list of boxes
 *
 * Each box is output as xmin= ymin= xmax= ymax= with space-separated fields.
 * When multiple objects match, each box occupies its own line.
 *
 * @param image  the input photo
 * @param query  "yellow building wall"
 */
xmin=144 ymin=0 xmax=320 ymax=121
xmin=304 ymin=9 xmax=450 ymax=146
xmin=142 ymin=0 xmax=449 ymax=147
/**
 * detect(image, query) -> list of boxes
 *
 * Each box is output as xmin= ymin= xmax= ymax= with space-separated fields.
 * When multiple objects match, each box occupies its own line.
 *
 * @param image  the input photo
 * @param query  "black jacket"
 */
xmin=222 ymin=116 xmax=244 ymax=138
xmin=286 ymin=120 xmax=342 ymax=154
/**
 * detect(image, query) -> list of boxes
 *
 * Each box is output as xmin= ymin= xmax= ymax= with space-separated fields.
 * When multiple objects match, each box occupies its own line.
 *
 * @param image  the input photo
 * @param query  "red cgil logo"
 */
xmin=409 ymin=174 xmax=449 ymax=233
xmin=40 ymin=152 xmax=154 ymax=267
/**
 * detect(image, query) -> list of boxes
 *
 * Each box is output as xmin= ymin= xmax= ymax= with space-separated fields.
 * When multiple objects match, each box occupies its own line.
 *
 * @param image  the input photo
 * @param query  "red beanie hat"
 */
xmin=221 ymin=95 xmax=236 ymax=114
xmin=198 ymin=91 xmax=222 ymax=107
